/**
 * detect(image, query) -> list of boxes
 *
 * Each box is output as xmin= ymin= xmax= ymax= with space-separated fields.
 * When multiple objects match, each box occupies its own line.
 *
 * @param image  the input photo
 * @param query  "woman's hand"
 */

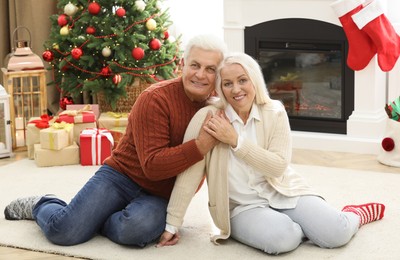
xmin=156 ymin=230 xmax=180 ymax=247
xmin=196 ymin=111 xmax=220 ymax=155
xmin=204 ymin=110 xmax=238 ymax=148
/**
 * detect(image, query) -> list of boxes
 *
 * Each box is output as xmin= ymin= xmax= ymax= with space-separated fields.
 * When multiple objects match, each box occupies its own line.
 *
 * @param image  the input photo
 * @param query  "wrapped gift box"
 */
xmin=73 ymin=122 xmax=97 ymax=145
xmin=40 ymin=122 xmax=74 ymax=150
xmin=66 ymin=104 xmax=100 ymax=121
xmin=34 ymin=142 xmax=80 ymax=167
xmin=26 ymin=115 xmax=54 ymax=159
xmin=80 ymin=128 xmax=114 ymax=166
xmin=98 ymin=112 xmax=129 ymax=129
xmin=109 ymin=126 xmax=126 ymax=149
xmin=57 ymin=111 xmax=96 ymax=124
xmin=56 ymin=105 xmax=97 ymax=144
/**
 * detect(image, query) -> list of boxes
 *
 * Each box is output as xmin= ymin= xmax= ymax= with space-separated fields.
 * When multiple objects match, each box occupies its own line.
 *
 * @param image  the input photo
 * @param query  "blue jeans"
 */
xmin=32 ymin=165 xmax=168 ymax=247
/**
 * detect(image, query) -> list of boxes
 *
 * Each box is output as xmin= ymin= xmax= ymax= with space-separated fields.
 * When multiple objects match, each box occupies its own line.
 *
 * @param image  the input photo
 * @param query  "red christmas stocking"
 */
xmin=352 ymin=0 xmax=400 ymax=72
xmin=331 ymin=0 xmax=377 ymax=71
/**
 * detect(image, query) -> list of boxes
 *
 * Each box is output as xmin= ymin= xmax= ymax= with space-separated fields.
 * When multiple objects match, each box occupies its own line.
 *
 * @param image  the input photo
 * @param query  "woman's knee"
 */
xmin=261 ymin=224 xmax=303 ymax=254
xmin=232 ymin=221 xmax=303 ymax=255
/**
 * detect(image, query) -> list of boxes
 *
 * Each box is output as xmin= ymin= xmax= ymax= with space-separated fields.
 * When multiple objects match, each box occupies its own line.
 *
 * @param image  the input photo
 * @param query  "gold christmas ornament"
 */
xmin=146 ymin=19 xmax=157 ymax=31
xmin=60 ymin=26 xmax=69 ymax=36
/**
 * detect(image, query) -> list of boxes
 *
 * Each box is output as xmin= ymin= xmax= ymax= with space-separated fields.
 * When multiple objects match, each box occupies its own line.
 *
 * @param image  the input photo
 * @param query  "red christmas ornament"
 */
xmin=113 ymin=74 xmax=122 ymax=85
xmin=86 ymin=26 xmax=96 ymax=34
xmin=100 ymin=66 xmax=111 ymax=77
xmin=163 ymin=31 xmax=169 ymax=40
xmin=59 ymin=96 xmax=74 ymax=110
xmin=88 ymin=2 xmax=101 ymax=15
xmin=61 ymin=64 xmax=69 ymax=72
xmin=116 ymin=7 xmax=126 ymax=17
xmin=42 ymin=50 xmax=54 ymax=62
xmin=71 ymin=47 xmax=83 ymax=60
xmin=149 ymin=38 xmax=162 ymax=50
xmin=132 ymin=47 xmax=145 ymax=60
xmin=57 ymin=14 xmax=69 ymax=27
xmin=382 ymin=137 xmax=395 ymax=151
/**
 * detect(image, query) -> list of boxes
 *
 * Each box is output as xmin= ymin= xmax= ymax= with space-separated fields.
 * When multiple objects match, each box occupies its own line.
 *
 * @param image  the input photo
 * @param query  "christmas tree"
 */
xmin=42 ymin=0 xmax=181 ymax=110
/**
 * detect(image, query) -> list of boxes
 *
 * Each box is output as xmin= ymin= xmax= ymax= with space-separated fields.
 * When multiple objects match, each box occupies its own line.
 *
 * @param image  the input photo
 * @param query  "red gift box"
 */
xmin=57 ymin=111 xmax=96 ymax=124
xmin=80 ymin=128 xmax=114 ymax=165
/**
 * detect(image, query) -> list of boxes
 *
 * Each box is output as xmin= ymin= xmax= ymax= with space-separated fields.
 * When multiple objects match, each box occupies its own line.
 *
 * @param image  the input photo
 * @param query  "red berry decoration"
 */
xmin=100 ymin=66 xmax=111 ymax=77
xmin=88 ymin=2 xmax=101 ymax=15
xmin=132 ymin=47 xmax=145 ymax=60
xmin=59 ymin=96 xmax=74 ymax=110
xmin=149 ymin=38 xmax=162 ymax=50
xmin=116 ymin=7 xmax=126 ymax=17
xmin=71 ymin=47 xmax=83 ymax=60
xmin=86 ymin=26 xmax=96 ymax=34
xmin=42 ymin=50 xmax=54 ymax=62
xmin=113 ymin=74 xmax=122 ymax=85
xmin=163 ymin=31 xmax=169 ymax=40
xmin=382 ymin=137 xmax=395 ymax=151
xmin=57 ymin=14 xmax=69 ymax=27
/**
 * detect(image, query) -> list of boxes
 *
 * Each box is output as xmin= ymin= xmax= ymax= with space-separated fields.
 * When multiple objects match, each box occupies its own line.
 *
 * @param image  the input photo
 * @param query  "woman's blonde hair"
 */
xmin=212 ymin=52 xmax=271 ymax=109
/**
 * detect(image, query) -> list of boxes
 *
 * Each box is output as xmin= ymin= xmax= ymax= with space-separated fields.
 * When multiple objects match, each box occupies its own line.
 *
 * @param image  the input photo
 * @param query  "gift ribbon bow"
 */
xmin=82 ymin=128 xmax=114 ymax=165
xmin=60 ymin=104 xmax=92 ymax=116
xmin=106 ymin=112 xmax=129 ymax=118
xmin=51 ymin=121 xmax=73 ymax=132
xmin=28 ymin=114 xmax=54 ymax=129
xmin=47 ymin=122 xmax=73 ymax=149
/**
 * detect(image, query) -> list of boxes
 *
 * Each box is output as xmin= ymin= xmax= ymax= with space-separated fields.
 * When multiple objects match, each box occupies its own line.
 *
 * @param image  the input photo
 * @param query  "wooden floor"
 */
xmin=0 ymin=149 xmax=398 ymax=259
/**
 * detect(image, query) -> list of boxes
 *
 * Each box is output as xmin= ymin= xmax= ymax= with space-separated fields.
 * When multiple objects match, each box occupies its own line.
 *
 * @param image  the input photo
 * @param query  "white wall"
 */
xmin=164 ymin=0 xmax=223 ymax=49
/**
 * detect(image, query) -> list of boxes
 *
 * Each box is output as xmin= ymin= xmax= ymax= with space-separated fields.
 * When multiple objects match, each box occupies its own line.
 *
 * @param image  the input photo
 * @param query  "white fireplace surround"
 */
xmin=223 ymin=0 xmax=400 ymax=154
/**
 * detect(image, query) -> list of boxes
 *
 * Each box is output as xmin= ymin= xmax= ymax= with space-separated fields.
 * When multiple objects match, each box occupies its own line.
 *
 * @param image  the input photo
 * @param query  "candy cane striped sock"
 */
xmin=342 ymin=203 xmax=385 ymax=226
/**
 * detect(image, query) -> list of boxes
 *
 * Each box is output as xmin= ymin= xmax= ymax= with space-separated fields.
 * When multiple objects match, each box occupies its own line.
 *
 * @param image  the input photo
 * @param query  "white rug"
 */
xmin=0 ymin=159 xmax=399 ymax=260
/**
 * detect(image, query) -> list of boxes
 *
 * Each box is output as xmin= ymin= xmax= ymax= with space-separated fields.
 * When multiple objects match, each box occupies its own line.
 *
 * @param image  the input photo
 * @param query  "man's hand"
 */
xmin=195 ymin=111 xmax=220 ymax=155
xmin=156 ymin=231 xmax=180 ymax=247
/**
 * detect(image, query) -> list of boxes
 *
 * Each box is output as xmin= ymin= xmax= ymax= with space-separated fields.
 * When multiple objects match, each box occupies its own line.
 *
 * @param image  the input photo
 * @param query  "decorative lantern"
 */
xmin=1 ymin=26 xmax=47 ymax=150
xmin=0 ymin=85 xmax=12 ymax=158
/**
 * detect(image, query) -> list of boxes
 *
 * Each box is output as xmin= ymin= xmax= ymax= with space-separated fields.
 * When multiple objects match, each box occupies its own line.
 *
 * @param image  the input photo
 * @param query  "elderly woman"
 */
xmin=157 ymin=52 xmax=385 ymax=254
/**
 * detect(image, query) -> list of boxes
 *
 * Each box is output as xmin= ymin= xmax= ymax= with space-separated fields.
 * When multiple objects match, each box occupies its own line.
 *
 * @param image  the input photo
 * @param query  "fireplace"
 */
xmin=245 ymin=18 xmax=354 ymax=134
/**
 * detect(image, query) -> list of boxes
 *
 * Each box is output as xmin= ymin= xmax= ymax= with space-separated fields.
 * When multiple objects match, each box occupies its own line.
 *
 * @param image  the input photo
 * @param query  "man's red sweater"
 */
xmin=104 ymin=77 xmax=205 ymax=199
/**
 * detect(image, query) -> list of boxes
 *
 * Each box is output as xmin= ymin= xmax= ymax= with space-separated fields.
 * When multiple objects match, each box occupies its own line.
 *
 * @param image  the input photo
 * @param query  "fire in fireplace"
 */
xmin=245 ymin=18 xmax=354 ymax=134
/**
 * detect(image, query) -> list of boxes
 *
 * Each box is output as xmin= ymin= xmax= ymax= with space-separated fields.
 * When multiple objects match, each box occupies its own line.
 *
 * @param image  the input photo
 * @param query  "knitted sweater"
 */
xmin=104 ymin=77 xmax=205 ymax=199
xmin=166 ymin=101 xmax=320 ymax=243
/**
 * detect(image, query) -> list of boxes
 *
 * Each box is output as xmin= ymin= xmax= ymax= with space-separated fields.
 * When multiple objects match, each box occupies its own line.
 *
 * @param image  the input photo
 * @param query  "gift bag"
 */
xmin=377 ymin=97 xmax=400 ymax=167
xmin=377 ymin=118 xmax=400 ymax=167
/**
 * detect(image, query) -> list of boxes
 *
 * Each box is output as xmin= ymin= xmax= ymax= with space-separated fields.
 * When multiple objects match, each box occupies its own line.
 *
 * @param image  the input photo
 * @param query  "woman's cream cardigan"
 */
xmin=166 ymin=100 xmax=319 ymax=244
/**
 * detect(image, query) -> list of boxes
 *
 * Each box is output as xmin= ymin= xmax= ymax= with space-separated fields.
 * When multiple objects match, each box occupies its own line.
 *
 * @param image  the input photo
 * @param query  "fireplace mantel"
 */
xmin=223 ymin=0 xmax=400 ymax=154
